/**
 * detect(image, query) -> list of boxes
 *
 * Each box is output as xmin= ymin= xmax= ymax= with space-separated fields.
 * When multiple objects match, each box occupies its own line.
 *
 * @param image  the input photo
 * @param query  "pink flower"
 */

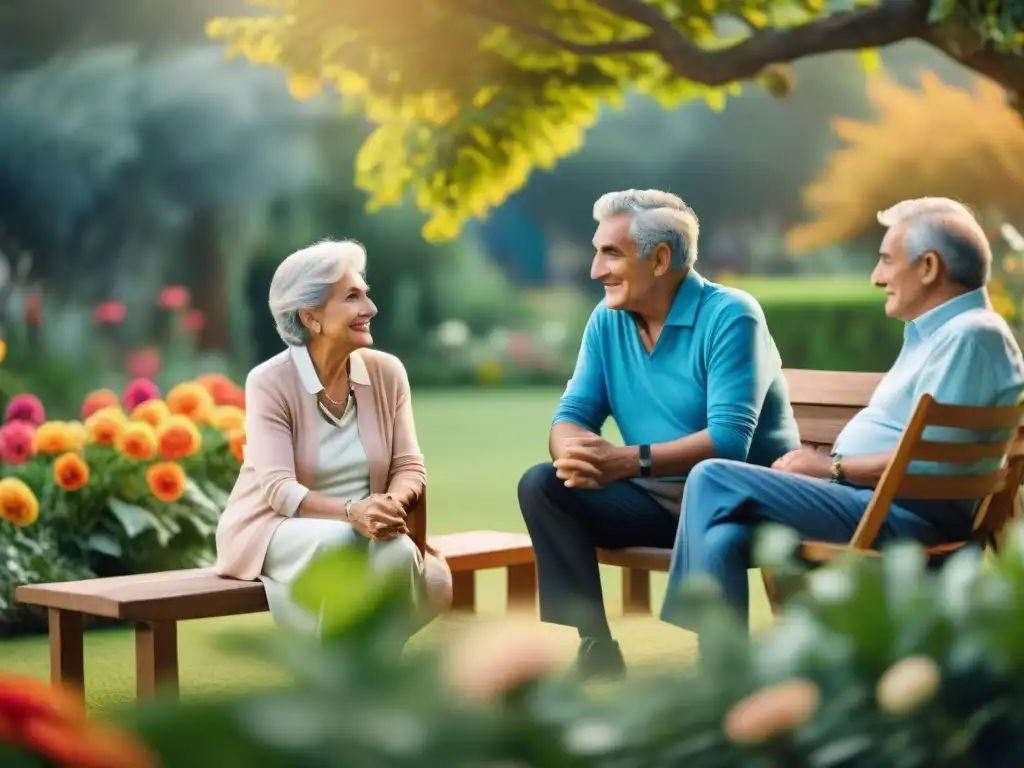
xmin=122 ymin=378 xmax=161 ymax=411
xmin=126 ymin=348 xmax=161 ymax=380
xmin=158 ymin=286 xmax=190 ymax=311
xmin=94 ymin=300 xmax=126 ymax=326
xmin=180 ymin=310 xmax=205 ymax=334
xmin=0 ymin=420 xmax=35 ymax=465
xmin=24 ymin=292 xmax=42 ymax=326
xmin=5 ymin=394 xmax=45 ymax=426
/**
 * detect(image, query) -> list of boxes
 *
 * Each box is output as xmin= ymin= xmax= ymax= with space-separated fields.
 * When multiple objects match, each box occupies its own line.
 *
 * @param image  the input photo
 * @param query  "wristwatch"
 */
xmin=638 ymin=444 xmax=653 ymax=477
xmin=829 ymin=453 xmax=845 ymax=484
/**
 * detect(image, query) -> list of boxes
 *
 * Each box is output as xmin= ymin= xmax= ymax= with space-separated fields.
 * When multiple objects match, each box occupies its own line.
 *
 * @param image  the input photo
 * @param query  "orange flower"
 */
xmin=166 ymin=381 xmax=215 ymax=424
xmin=227 ymin=428 xmax=246 ymax=463
xmin=54 ymin=453 xmax=89 ymax=492
xmin=0 ymin=674 xmax=154 ymax=768
xmin=130 ymin=399 xmax=170 ymax=428
xmin=155 ymin=415 xmax=202 ymax=460
xmin=0 ymin=477 xmax=39 ymax=526
xmin=84 ymin=407 xmax=127 ymax=447
xmin=0 ymin=339 xmax=6 ymax=365
xmin=197 ymin=373 xmax=245 ymax=408
xmin=81 ymin=389 xmax=120 ymax=421
xmin=210 ymin=405 xmax=245 ymax=431
xmin=146 ymin=461 xmax=186 ymax=502
xmin=116 ymin=421 xmax=158 ymax=461
xmin=32 ymin=421 xmax=76 ymax=455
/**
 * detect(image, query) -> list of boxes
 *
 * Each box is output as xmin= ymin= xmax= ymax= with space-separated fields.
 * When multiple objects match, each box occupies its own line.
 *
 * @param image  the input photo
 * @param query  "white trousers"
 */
xmin=260 ymin=517 xmax=422 ymax=634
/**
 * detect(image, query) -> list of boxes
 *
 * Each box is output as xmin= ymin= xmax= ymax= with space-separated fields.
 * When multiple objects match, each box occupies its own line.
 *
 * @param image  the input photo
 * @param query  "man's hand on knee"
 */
xmin=553 ymin=436 xmax=636 ymax=489
xmin=772 ymin=447 xmax=832 ymax=479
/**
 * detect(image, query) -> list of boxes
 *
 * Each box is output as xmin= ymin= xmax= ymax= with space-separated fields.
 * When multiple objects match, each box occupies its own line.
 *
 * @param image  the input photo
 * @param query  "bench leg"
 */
xmin=506 ymin=563 xmax=537 ymax=612
xmin=49 ymin=608 xmax=85 ymax=693
xmin=622 ymin=568 xmax=651 ymax=615
xmin=450 ymin=571 xmax=476 ymax=613
xmin=136 ymin=621 xmax=179 ymax=700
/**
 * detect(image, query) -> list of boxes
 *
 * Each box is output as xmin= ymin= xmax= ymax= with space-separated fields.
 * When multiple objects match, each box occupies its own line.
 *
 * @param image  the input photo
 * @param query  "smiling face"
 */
xmin=301 ymin=270 xmax=377 ymax=350
xmin=871 ymin=222 xmax=943 ymax=321
xmin=591 ymin=214 xmax=665 ymax=311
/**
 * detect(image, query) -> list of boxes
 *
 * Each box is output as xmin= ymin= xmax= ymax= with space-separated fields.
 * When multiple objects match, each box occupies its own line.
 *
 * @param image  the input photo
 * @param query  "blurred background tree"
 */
xmin=786 ymin=73 xmax=1024 ymax=336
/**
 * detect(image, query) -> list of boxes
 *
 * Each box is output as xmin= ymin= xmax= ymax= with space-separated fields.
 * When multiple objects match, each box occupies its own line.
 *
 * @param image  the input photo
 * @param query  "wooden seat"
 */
xmin=13 ymin=494 xmax=534 ymax=703
xmin=767 ymin=395 xmax=1024 ymax=602
xmin=598 ymin=368 xmax=883 ymax=614
xmin=429 ymin=530 xmax=536 ymax=613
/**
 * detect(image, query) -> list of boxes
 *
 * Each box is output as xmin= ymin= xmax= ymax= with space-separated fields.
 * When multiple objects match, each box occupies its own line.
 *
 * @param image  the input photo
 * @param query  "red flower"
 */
xmin=125 ymin=348 xmax=161 ymax=380
xmin=93 ymin=301 xmax=126 ymax=326
xmin=24 ymin=292 xmax=42 ymax=326
xmin=122 ymin=379 xmax=160 ymax=411
xmin=180 ymin=309 xmax=204 ymax=334
xmin=0 ymin=421 xmax=36 ymax=465
xmin=5 ymin=394 xmax=45 ymax=426
xmin=157 ymin=285 xmax=190 ymax=310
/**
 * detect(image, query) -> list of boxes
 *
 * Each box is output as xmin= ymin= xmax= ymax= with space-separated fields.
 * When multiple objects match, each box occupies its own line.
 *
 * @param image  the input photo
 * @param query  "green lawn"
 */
xmin=0 ymin=389 xmax=773 ymax=714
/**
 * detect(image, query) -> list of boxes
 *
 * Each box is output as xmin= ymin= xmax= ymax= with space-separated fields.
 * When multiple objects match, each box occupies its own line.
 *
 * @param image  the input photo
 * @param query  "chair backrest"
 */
xmin=783 ymin=369 xmax=883 ymax=448
xmin=849 ymin=395 xmax=1024 ymax=549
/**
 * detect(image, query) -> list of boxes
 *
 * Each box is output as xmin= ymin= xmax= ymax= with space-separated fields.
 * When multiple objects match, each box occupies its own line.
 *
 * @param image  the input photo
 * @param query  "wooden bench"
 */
xmin=15 ymin=507 xmax=536 ymax=702
xmin=597 ymin=368 xmax=884 ymax=614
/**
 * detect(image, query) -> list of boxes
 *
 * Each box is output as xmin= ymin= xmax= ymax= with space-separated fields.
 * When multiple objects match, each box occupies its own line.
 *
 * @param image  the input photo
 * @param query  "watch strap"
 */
xmin=638 ymin=444 xmax=653 ymax=477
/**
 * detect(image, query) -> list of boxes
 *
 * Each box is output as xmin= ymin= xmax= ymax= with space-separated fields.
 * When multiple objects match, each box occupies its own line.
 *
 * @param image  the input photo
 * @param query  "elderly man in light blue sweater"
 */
xmin=662 ymin=197 xmax=1024 ymax=631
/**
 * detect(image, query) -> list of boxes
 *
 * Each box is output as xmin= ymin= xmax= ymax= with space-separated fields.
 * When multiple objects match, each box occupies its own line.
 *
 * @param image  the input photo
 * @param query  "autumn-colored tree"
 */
xmin=206 ymin=0 xmax=1024 ymax=241
xmin=786 ymin=72 xmax=1024 ymax=252
xmin=787 ymin=72 xmax=1024 ymax=328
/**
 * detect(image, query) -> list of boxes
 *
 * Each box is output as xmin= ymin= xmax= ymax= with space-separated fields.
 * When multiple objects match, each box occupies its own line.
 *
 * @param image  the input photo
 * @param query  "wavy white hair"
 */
xmin=268 ymin=239 xmax=367 ymax=346
xmin=878 ymin=197 xmax=991 ymax=289
xmin=593 ymin=189 xmax=699 ymax=269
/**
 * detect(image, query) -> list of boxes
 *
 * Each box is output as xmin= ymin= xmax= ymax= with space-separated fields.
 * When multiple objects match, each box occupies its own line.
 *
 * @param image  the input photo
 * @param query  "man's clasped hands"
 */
xmin=554 ymin=436 xmax=837 ymax=490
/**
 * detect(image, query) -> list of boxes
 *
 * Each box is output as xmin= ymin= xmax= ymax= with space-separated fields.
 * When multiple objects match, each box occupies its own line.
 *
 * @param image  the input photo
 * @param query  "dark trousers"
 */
xmin=517 ymin=463 xmax=679 ymax=638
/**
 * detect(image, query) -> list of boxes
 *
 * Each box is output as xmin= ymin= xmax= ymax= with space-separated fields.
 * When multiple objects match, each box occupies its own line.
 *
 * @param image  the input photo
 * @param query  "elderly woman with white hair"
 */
xmin=216 ymin=238 xmax=451 ymax=635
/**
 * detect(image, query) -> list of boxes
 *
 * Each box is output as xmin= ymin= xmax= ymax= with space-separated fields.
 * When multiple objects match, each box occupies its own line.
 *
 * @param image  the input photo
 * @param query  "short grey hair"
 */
xmin=268 ymin=238 xmax=367 ymax=346
xmin=877 ymin=197 xmax=991 ymax=289
xmin=593 ymin=189 xmax=699 ymax=269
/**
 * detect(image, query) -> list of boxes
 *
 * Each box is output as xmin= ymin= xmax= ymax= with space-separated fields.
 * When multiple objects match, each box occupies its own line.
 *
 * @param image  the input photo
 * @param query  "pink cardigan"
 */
xmin=215 ymin=347 xmax=427 ymax=581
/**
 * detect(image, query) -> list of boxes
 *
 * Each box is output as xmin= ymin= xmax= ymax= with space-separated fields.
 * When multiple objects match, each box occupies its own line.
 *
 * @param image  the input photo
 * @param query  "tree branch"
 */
xmin=587 ymin=0 xmax=931 ymax=85
xmin=923 ymin=29 xmax=1024 ymax=104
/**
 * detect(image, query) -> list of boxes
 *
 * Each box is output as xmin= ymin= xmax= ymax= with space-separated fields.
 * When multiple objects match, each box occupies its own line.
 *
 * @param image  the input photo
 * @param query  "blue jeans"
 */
xmin=660 ymin=459 xmax=968 ymax=629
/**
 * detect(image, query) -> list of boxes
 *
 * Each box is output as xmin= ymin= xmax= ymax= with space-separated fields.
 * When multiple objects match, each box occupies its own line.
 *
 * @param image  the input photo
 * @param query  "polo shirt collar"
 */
xmin=665 ymin=269 xmax=706 ymax=327
xmin=289 ymin=345 xmax=370 ymax=394
xmin=906 ymin=287 xmax=989 ymax=342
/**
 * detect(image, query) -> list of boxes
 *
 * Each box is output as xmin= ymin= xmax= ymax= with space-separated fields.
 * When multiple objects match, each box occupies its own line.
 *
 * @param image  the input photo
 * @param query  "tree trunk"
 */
xmin=184 ymin=208 xmax=231 ymax=351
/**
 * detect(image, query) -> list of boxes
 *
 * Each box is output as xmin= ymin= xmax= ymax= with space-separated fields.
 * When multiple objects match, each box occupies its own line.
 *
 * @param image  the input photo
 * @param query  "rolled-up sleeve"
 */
xmin=705 ymin=310 xmax=778 ymax=461
xmin=552 ymin=310 xmax=610 ymax=434
xmin=243 ymin=370 xmax=308 ymax=517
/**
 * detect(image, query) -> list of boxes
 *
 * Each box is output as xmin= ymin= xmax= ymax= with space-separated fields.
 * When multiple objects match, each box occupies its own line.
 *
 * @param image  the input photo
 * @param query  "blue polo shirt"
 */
xmin=553 ymin=270 xmax=800 ymax=475
xmin=834 ymin=288 xmax=1024 ymax=478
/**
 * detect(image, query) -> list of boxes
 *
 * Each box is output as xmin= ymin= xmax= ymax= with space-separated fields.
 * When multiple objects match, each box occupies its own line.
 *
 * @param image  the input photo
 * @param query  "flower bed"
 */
xmin=0 ymin=374 xmax=246 ymax=636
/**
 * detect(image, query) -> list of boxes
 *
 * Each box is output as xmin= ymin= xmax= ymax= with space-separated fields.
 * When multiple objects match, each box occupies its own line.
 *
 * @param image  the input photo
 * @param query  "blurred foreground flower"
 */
xmin=33 ymin=421 xmax=81 ymax=455
xmin=155 ymin=415 xmax=201 ymax=460
xmin=226 ymin=428 xmax=245 ymax=462
xmin=0 ymin=420 xmax=36 ymax=465
xmin=0 ymin=339 xmax=6 ymax=365
xmin=442 ymin=619 xmax=560 ymax=703
xmin=131 ymin=400 xmax=170 ymax=428
xmin=166 ymin=382 xmax=214 ymax=424
xmin=5 ymin=393 xmax=45 ymax=426
xmin=0 ymin=476 xmax=39 ymax=526
xmin=146 ymin=461 xmax=186 ymax=503
xmin=81 ymin=390 xmax=120 ymax=421
xmin=126 ymin=348 xmax=161 ymax=380
xmin=122 ymin=379 xmax=160 ymax=412
xmin=85 ymin=408 xmax=127 ymax=448
xmin=117 ymin=422 xmax=159 ymax=462
xmin=0 ymin=674 xmax=154 ymax=768
xmin=53 ymin=453 xmax=90 ymax=493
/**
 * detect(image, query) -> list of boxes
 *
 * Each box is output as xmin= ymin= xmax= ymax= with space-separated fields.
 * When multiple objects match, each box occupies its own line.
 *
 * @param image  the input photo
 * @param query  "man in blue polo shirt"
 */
xmin=517 ymin=189 xmax=800 ymax=679
xmin=661 ymin=197 xmax=1024 ymax=634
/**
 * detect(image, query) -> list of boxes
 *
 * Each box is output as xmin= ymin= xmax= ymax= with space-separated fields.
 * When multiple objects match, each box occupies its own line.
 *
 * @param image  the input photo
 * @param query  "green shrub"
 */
xmin=10 ymin=525 xmax=1021 ymax=766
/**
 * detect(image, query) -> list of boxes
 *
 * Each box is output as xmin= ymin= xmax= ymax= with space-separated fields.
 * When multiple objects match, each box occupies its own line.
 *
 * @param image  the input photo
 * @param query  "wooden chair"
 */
xmin=763 ymin=394 xmax=1024 ymax=611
